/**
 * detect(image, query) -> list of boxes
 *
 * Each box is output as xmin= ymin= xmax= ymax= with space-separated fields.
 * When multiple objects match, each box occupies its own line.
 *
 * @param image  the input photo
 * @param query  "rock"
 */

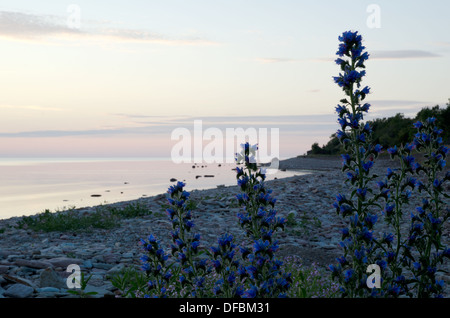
xmin=37 ymin=287 xmax=60 ymax=293
xmin=0 ymin=265 xmax=9 ymax=274
xmin=39 ymin=267 xmax=67 ymax=289
xmin=2 ymin=274 xmax=37 ymax=288
xmin=170 ymin=178 xmax=177 ymax=182
xmin=83 ymin=260 xmax=93 ymax=269
xmin=87 ymin=274 xmax=105 ymax=287
xmin=83 ymin=285 xmax=114 ymax=298
xmin=4 ymin=284 xmax=34 ymax=298
xmin=107 ymin=263 xmax=126 ymax=276
xmin=103 ymin=253 xmax=120 ymax=264
xmin=47 ymin=257 xmax=83 ymax=268
xmin=121 ymin=252 xmax=133 ymax=259
xmin=14 ymin=259 xmax=53 ymax=269
xmin=92 ymin=263 xmax=114 ymax=270
xmin=0 ymin=250 xmax=13 ymax=259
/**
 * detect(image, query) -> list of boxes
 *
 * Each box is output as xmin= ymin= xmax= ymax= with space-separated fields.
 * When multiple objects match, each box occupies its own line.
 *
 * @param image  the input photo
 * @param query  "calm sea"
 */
xmin=0 ymin=158 xmax=306 ymax=220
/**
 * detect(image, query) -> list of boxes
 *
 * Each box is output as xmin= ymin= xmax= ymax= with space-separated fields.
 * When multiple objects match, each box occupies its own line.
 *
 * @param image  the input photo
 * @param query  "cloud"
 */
xmin=255 ymin=57 xmax=300 ymax=64
xmin=0 ymin=10 xmax=218 ymax=46
xmin=433 ymin=41 xmax=450 ymax=47
xmin=0 ymin=11 xmax=81 ymax=40
xmin=309 ymin=50 xmax=442 ymax=64
xmin=365 ymin=99 xmax=439 ymax=119
xmin=0 ymin=104 xmax=64 ymax=112
xmin=0 ymin=114 xmax=338 ymax=138
xmin=370 ymin=50 xmax=441 ymax=60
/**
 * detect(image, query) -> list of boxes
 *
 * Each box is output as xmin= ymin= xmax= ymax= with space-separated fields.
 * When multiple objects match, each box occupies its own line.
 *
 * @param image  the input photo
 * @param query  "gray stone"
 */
xmin=15 ymin=259 xmax=53 ymax=269
xmin=92 ymin=262 xmax=114 ymax=270
xmin=39 ymin=267 xmax=66 ymax=288
xmin=107 ymin=263 xmax=126 ymax=275
xmin=83 ymin=260 xmax=93 ymax=269
xmin=2 ymin=274 xmax=37 ymax=288
xmin=47 ymin=257 xmax=83 ymax=268
xmin=4 ymin=284 xmax=34 ymax=298
xmin=87 ymin=274 xmax=105 ymax=287
xmin=83 ymin=285 xmax=114 ymax=298
xmin=37 ymin=287 xmax=60 ymax=293
xmin=0 ymin=265 xmax=9 ymax=274
xmin=103 ymin=253 xmax=120 ymax=264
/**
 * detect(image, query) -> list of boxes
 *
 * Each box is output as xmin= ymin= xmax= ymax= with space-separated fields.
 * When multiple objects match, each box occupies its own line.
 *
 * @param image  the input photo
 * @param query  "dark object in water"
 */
xmin=170 ymin=178 xmax=177 ymax=182
xmin=196 ymin=175 xmax=202 ymax=179
xmin=91 ymin=194 xmax=102 ymax=197
xmin=204 ymin=175 xmax=214 ymax=178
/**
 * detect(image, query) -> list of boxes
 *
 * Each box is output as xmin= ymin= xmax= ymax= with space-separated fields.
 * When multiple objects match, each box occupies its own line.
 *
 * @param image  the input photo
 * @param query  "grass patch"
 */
xmin=110 ymin=256 xmax=340 ymax=298
xmin=16 ymin=201 xmax=152 ymax=233
xmin=110 ymin=266 xmax=149 ymax=298
xmin=284 ymin=256 xmax=340 ymax=298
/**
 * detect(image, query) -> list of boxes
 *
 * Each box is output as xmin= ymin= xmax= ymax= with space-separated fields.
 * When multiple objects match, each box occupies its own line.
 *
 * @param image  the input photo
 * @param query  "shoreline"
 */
xmin=0 ymin=155 xmax=448 ymax=298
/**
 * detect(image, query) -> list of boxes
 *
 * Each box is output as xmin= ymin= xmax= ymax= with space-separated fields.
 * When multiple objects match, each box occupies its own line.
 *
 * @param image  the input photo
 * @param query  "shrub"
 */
xmin=329 ymin=30 xmax=449 ymax=298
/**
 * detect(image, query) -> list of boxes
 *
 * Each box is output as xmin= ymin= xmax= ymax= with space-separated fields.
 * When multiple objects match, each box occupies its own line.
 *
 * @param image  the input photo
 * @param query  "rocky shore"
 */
xmin=0 ymin=155 xmax=448 ymax=298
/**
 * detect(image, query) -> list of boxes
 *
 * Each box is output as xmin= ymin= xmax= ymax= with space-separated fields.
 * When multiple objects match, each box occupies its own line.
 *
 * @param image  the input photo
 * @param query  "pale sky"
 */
xmin=0 ymin=0 xmax=449 ymax=159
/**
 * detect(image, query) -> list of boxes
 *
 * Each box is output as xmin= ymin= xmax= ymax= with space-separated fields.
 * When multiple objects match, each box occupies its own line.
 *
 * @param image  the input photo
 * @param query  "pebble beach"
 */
xmin=0 ymin=155 xmax=448 ymax=298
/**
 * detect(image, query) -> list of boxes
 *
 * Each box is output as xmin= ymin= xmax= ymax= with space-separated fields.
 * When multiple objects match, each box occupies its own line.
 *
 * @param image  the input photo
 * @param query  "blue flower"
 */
xmin=386 ymin=168 xmax=395 ymax=179
xmin=363 ymin=122 xmax=372 ymax=134
xmin=237 ymin=176 xmax=249 ymax=189
xmin=347 ymin=171 xmax=357 ymax=183
xmin=358 ymin=103 xmax=371 ymax=112
xmin=387 ymin=145 xmax=398 ymax=156
xmin=339 ymin=204 xmax=353 ymax=217
xmin=335 ymin=104 xmax=347 ymax=116
xmin=383 ymin=203 xmax=395 ymax=217
xmin=213 ymin=259 xmax=222 ymax=272
xmin=336 ymin=256 xmax=349 ymax=266
xmin=218 ymin=233 xmax=234 ymax=248
xmin=386 ymin=251 xmax=396 ymax=263
xmin=377 ymin=180 xmax=387 ymax=190
xmin=341 ymin=154 xmax=351 ymax=166
xmin=253 ymin=240 xmax=270 ymax=254
xmin=167 ymin=181 xmax=186 ymax=195
xmin=373 ymin=144 xmax=383 ymax=154
xmin=358 ymin=133 xmax=366 ymax=142
xmin=364 ymin=213 xmax=378 ymax=228
xmin=383 ymin=233 xmax=394 ymax=245
xmin=433 ymin=179 xmax=443 ymax=190
xmin=427 ymin=117 xmax=436 ymax=125
xmin=344 ymin=269 xmax=354 ymax=282
xmin=243 ymin=286 xmax=258 ymax=298
xmin=356 ymin=188 xmax=367 ymax=200
xmin=341 ymin=227 xmax=350 ymax=239
xmin=362 ymin=160 xmax=374 ymax=172
xmin=329 ymin=264 xmax=342 ymax=277
xmin=335 ymin=193 xmax=347 ymax=203
xmin=413 ymin=121 xmax=423 ymax=129
xmin=336 ymin=130 xmax=346 ymax=140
